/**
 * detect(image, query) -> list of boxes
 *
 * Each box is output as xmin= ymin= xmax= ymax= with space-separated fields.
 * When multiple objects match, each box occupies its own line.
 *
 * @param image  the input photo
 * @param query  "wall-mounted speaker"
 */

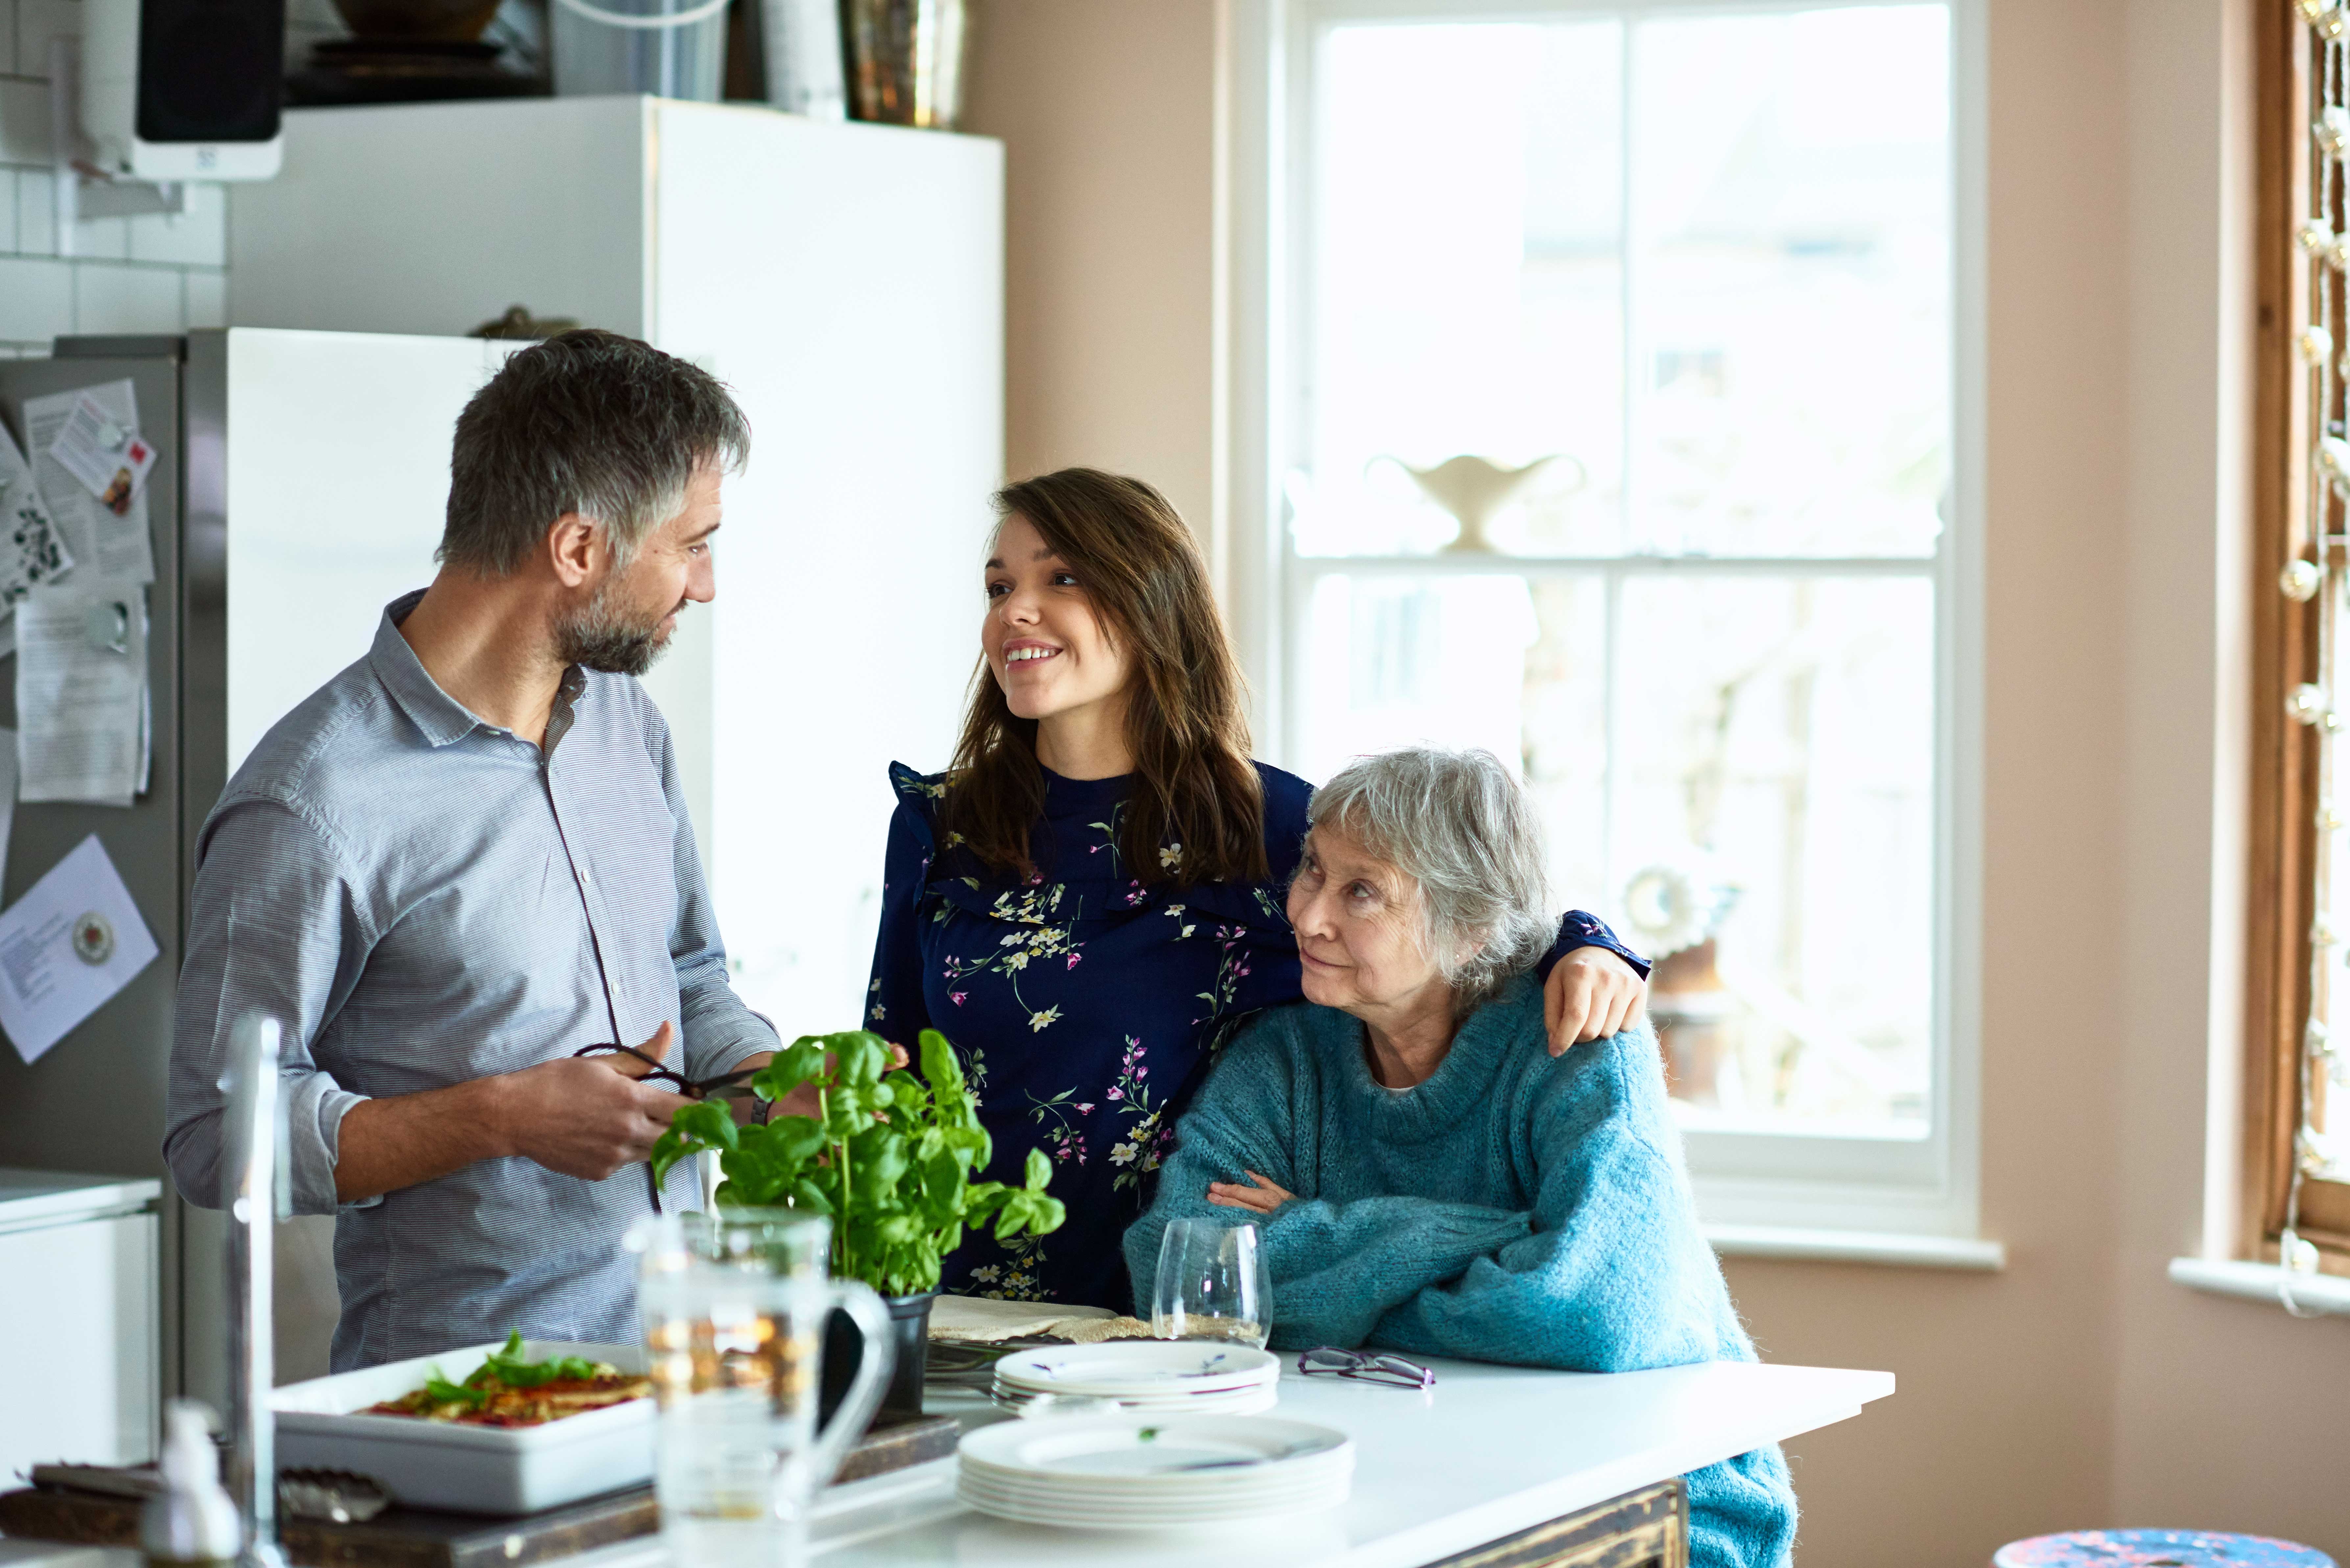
xmin=82 ymin=0 xmax=286 ymax=182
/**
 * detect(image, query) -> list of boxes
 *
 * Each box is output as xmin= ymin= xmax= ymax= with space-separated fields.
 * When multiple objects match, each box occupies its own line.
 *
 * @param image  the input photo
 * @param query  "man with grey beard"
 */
xmin=165 ymin=331 xmax=780 ymax=1369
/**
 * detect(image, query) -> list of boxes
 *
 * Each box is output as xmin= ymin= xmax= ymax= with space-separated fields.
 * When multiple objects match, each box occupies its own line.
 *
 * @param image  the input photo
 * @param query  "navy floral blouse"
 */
xmin=865 ymin=760 xmax=1645 ymax=1312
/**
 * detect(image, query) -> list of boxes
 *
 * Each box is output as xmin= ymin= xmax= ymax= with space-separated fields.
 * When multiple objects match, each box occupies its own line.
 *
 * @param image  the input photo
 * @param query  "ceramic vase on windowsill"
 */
xmin=1373 ymin=453 xmax=1586 ymax=554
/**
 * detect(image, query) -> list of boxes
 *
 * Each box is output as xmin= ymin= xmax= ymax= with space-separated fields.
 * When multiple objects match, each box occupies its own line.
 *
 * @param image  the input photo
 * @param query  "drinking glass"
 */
xmin=1150 ymin=1219 xmax=1274 ymax=1348
xmin=631 ymin=1210 xmax=893 ymax=1568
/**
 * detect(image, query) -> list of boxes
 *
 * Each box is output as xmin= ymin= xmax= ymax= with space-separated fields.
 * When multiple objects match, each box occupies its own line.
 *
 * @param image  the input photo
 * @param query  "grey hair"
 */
xmin=1307 ymin=746 xmax=1553 ymax=1015
xmin=440 ymin=329 xmax=750 ymax=578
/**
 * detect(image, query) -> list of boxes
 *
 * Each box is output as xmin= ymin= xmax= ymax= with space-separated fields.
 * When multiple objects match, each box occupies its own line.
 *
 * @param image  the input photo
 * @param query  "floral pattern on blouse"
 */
xmin=864 ymin=760 xmax=1643 ymax=1311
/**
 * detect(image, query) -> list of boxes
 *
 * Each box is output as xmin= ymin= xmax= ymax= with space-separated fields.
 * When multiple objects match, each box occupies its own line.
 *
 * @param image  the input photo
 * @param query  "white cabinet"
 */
xmin=228 ymin=98 xmax=1005 ymax=1033
xmin=0 ymin=1172 xmax=160 ymax=1479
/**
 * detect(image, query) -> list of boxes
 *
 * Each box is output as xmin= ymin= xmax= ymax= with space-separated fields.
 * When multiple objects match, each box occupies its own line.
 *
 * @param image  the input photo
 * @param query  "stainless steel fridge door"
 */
xmin=0 ymin=347 xmax=182 ymax=1449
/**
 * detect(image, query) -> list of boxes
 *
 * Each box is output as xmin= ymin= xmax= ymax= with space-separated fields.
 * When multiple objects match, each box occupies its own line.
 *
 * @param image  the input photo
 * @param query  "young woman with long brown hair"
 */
xmin=865 ymin=468 xmax=1647 ymax=1310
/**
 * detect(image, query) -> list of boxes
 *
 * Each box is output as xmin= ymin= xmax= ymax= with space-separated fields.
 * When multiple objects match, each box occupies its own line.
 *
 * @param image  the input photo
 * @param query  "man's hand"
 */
xmin=1543 ymin=948 xmax=1648 ymax=1056
xmin=493 ymin=1021 xmax=687 ymax=1179
xmin=331 ymin=1022 xmax=687 ymax=1202
xmin=1207 ymin=1169 xmax=1294 ymax=1216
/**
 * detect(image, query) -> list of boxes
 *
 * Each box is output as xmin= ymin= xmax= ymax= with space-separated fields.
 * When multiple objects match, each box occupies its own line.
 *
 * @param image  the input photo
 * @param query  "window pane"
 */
xmin=1300 ymin=20 xmax=1627 ymax=557
xmin=1294 ymin=574 xmax=1609 ymax=907
xmin=1292 ymin=570 xmax=1934 ymax=1135
xmin=1615 ymin=576 xmax=1933 ymax=1133
xmin=1298 ymin=5 xmax=1949 ymax=560
xmin=1631 ymin=6 xmax=1950 ymax=557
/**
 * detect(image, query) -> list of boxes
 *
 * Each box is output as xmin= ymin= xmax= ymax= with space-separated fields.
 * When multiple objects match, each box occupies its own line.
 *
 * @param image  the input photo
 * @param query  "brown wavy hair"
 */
xmin=942 ymin=469 xmax=1266 ymax=888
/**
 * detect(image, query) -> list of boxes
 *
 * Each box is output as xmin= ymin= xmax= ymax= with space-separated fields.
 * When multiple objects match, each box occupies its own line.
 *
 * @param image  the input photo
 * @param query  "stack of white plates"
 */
xmin=990 ymin=1342 xmax=1282 ymax=1416
xmin=956 ymin=1414 xmax=1354 ymax=1529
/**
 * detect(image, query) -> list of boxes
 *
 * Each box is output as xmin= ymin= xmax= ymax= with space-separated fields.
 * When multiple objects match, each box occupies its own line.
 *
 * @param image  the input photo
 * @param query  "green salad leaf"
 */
xmin=647 ymin=1028 xmax=1066 ymax=1296
xmin=480 ymin=1330 xmax=599 ymax=1388
xmin=421 ymin=1332 xmax=604 ymax=1408
xmin=423 ymin=1374 xmax=489 ymax=1411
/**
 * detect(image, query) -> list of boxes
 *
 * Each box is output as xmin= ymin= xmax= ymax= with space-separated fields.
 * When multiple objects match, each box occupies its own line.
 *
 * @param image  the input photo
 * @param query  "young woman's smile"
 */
xmin=982 ymin=513 xmax=1134 ymax=774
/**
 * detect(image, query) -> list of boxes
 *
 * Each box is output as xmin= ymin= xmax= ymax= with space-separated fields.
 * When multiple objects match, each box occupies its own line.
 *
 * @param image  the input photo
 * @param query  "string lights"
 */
xmin=2282 ymin=0 xmax=2350 ymax=1311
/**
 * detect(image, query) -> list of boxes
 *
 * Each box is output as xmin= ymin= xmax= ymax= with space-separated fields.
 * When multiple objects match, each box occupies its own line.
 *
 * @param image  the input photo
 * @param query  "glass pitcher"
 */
xmin=631 ymin=1210 xmax=894 ymax=1568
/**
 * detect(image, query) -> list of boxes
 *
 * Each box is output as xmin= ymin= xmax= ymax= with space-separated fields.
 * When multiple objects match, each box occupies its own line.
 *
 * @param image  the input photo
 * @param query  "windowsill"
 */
xmin=1706 ymin=1223 xmax=2006 ymax=1271
xmin=2168 ymin=1256 xmax=2350 ymax=1317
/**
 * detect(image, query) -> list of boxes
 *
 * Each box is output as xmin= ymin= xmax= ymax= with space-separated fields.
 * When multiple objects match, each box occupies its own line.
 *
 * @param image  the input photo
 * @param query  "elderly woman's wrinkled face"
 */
xmin=1287 ymin=823 xmax=1449 ymax=1020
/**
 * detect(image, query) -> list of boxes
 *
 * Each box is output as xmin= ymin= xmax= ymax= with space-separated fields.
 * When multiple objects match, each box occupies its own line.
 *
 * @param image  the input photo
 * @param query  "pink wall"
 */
xmin=965 ymin=1 xmax=2350 ymax=1559
xmin=964 ymin=0 xmax=1221 ymax=532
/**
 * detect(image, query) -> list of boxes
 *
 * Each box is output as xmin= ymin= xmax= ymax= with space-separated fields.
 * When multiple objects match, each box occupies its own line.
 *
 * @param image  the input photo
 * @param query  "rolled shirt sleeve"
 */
xmin=167 ymin=799 xmax=378 ymax=1217
xmin=172 ymin=595 xmax=798 ymax=1370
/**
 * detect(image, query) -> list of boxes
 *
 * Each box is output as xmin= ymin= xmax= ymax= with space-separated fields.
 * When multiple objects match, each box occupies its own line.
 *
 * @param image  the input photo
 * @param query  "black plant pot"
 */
xmin=820 ymin=1290 xmax=934 ymax=1425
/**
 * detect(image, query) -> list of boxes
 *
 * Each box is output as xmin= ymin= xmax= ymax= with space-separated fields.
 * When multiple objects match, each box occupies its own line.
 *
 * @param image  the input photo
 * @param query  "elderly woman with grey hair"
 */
xmin=1125 ymin=746 xmax=1797 ymax=1568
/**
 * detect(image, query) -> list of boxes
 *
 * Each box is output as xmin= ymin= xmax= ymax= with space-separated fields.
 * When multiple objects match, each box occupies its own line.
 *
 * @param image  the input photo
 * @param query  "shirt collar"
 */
xmin=368 ymin=589 xmax=491 ymax=749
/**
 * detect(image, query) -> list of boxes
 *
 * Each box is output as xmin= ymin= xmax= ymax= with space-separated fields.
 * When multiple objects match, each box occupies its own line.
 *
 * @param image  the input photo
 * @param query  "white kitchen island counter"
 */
xmin=571 ymin=1356 xmax=1891 ymax=1568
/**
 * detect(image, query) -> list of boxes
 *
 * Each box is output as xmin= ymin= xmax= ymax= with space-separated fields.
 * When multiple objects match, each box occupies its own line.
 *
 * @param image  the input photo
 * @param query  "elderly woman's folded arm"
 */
xmin=1369 ymin=1047 xmax=1734 ymax=1373
xmin=1121 ymin=1022 xmax=1532 ymax=1348
xmin=1133 ymin=1019 xmax=1727 ymax=1370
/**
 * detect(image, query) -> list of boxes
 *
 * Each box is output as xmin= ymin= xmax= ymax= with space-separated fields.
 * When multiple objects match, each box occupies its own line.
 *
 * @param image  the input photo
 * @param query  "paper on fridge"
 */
xmin=0 ymin=414 xmax=75 ymax=622
xmin=45 ymin=393 xmax=156 ymax=514
xmin=0 ymin=834 xmax=158 ymax=1065
xmin=16 ymin=582 xmax=148 ymax=806
xmin=21 ymin=381 xmax=154 ymax=585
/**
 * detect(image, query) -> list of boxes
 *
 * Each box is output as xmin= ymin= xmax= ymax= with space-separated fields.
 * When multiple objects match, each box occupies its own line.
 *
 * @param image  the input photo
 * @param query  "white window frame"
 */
xmin=1220 ymin=0 xmax=1989 ymax=1245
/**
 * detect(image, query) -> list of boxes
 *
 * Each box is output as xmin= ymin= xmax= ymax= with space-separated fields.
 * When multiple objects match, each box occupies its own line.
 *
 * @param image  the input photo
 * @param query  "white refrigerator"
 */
xmin=227 ymin=95 xmax=1008 ymax=1037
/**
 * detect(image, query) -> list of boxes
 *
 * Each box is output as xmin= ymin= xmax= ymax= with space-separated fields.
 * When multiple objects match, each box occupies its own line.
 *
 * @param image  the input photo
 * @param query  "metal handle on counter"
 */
xmin=223 ymin=1012 xmax=288 ymax=1568
xmin=799 ymin=1280 xmax=895 ymax=1493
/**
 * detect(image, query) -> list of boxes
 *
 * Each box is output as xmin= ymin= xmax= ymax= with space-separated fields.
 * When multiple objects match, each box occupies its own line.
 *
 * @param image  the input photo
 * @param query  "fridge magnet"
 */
xmin=71 ymin=912 xmax=113 ymax=964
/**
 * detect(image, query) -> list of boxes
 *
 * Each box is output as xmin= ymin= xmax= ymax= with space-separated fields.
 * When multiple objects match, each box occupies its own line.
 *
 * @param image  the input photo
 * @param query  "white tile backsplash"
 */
xmin=0 ymin=76 xmax=50 ymax=166
xmin=0 ymin=253 xmax=72 ymax=345
xmin=0 ymin=0 xmax=228 ymax=356
xmin=70 ymin=210 xmax=124 ymax=259
xmin=73 ymin=262 xmax=181 ymax=334
xmin=129 ymin=182 xmax=225 ymax=266
xmin=184 ymin=269 xmax=224 ymax=329
xmin=16 ymin=165 xmax=52 ymax=254
xmin=15 ymin=0 xmax=82 ymax=80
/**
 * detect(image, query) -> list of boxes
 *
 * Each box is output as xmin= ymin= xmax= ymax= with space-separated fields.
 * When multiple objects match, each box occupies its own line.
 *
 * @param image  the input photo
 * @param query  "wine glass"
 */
xmin=1151 ymin=1219 xmax=1274 ymax=1348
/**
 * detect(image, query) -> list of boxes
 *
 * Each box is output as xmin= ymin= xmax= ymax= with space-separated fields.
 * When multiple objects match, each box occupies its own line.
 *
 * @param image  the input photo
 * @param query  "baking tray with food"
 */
xmin=272 ymin=1335 xmax=656 ymax=1515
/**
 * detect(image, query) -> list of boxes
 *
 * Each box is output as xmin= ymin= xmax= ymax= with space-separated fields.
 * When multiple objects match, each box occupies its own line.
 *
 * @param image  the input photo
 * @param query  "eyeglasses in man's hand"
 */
xmin=571 ymin=1041 xmax=762 ymax=1213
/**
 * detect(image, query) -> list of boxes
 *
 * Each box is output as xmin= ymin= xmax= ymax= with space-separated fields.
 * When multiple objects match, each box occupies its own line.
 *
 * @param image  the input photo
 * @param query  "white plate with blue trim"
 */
xmin=992 ymin=1342 xmax=1279 ymax=1396
xmin=955 ymin=1414 xmax=1353 ymax=1527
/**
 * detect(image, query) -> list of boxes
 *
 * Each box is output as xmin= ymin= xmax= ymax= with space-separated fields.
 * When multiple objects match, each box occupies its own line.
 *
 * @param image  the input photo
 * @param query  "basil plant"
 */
xmin=648 ymin=1029 xmax=1065 ymax=1298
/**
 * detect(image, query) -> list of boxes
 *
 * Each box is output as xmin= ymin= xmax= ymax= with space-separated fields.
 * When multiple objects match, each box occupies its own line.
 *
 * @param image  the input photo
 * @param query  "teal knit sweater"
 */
xmin=1124 ymin=978 xmax=1797 ymax=1568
